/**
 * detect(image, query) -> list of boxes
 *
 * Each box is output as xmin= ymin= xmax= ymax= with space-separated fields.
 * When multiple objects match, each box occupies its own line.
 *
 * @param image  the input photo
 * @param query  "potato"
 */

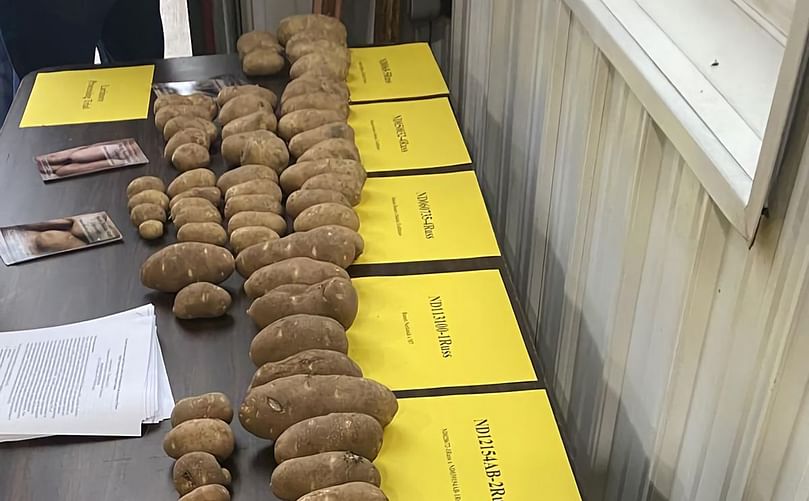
xmin=127 ymin=175 xmax=165 ymax=197
xmin=164 ymin=116 xmax=218 ymax=142
xmin=280 ymin=159 xmax=365 ymax=193
xmin=227 ymin=211 xmax=286 ymax=236
xmin=235 ymin=226 xmax=356 ymax=277
xmin=251 ymin=349 xmax=361 ymax=388
xmin=173 ymin=282 xmax=231 ymax=319
xmin=271 ymin=451 xmax=379 ymax=500
xmin=216 ymin=164 xmax=278 ymax=194
xmin=140 ymin=242 xmax=234 ymax=293
xmin=177 ymin=222 xmax=227 ymax=246
xmin=237 ymin=31 xmax=279 ymax=58
xmin=169 ymin=187 xmax=223 ymax=209
xmin=163 ymin=418 xmax=235 ymax=460
xmin=244 ymin=257 xmax=349 ymax=299
xmin=154 ymin=94 xmax=192 ymax=113
xmin=225 ymin=178 xmax=282 ymax=201
xmin=173 ymin=451 xmax=232 ymax=496
xmin=165 ymin=127 xmax=209 ymax=159
xmin=167 ymin=169 xmax=217 ymax=198
xmin=221 ymin=110 xmax=277 ymax=139
xmin=218 ymin=94 xmax=273 ymax=125
xmin=297 ymin=138 xmax=359 ymax=163
xmin=278 ymin=109 xmax=346 ymax=142
xmin=274 ymin=413 xmax=382 ymax=463
xmin=34 ymin=230 xmax=84 ymax=252
xmin=277 ymin=14 xmax=347 ymax=45
xmin=172 ymin=143 xmax=211 ymax=172
xmin=320 ymin=225 xmax=364 ymax=256
xmin=220 ymin=130 xmax=283 ymax=166
xmin=240 ymin=375 xmax=397 ymax=439
xmin=172 ymin=393 xmax=233 ymax=427
xmin=224 ymin=194 xmax=282 ymax=220
xmin=289 ymin=52 xmax=349 ymax=80
xmin=286 ymin=38 xmax=347 ymax=63
xmin=178 ymin=484 xmax=231 ymax=501
xmin=279 ymin=93 xmax=349 ymax=119
xmin=216 ymin=84 xmax=278 ymax=108
xmin=250 ymin=315 xmax=347 ymax=366
xmin=239 ymin=135 xmax=289 ymax=174
xmin=127 ymin=189 xmax=169 ymax=211
xmin=130 ymin=203 xmax=167 ymax=226
xmin=243 ymin=48 xmax=285 ymax=76
xmin=286 ymin=29 xmax=348 ymax=48
xmin=298 ymin=483 xmax=387 ymax=501
xmin=302 ymin=173 xmax=362 ymax=206
xmin=288 ymin=123 xmax=355 ymax=159
xmin=281 ymin=75 xmax=350 ymax=104
xmin=286 ymin=189 xmax=351 ymax=218
xmin=187 ymin=93 xmax=218 ymax=118
xmin=294 ymin=203 xmax=359 ymax=232
xmin=229 ymin=226 xmax=279 ymax=255
xmin=247 ymin=277 xmax=357 ymax=328
xmin=155 ymin=104 xmax=213 ymax=130
xmin=138 ymin=220 xmax=164 ymax=240
xmin=171 ymin=198 xmax=217 ymax=219
xmin=172 ymin=205 xmax=222 ymax=228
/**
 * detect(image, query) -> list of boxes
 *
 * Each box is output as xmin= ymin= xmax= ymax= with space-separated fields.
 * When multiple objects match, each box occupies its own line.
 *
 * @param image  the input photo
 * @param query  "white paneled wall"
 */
xmin=448 ymin=1 xmax=809 ymax=499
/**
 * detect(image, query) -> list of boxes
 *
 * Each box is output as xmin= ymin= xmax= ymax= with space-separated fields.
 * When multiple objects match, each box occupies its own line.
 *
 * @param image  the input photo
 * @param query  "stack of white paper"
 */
xmin=0 ymin=304 xmax=174 ymax=442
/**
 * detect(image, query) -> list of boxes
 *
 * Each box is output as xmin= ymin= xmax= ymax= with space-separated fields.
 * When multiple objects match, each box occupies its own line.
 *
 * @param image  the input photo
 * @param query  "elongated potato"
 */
xmin=163 ymin=418 xmax=235 ymax=460
xmin=294 ymin=203 xmax=358 ymax=232
xmin=179 ymin=484 xmax=231 ymax=501
xmin=239 ymin=135 xmax=289 ymax=174
xmin=127 ymin=175 xmax=165 ymax=197
xmin=297 ymin=483 xmax=387 ymax=501
xmin=281 ymin=76 xmax=349 ymax=104
xmin=169 ymin=187 xmax=222 ymax=209
xmin=172 ymin=205 xmax=222 ymax=228
xmin=225 ymin=178 xmax=282 ymax=201
xmin=224 ymin=194 xmax=282 ymax=220
xmin=167 ymin=169 xmax=217 ymax=198
xmin=171 ymin=198 xmax=217 ymax=219
xmin=289 ymin=52 xmax=349 ymax=80
xmin=130 ymin=203 xmax=166 ymax=226
xmin=279 ymin=92 xmax=349 ymax=119
xmin=250 ymin=315 xmax=348 ymax=366
xmin=280 ymin=159 xmax=365 ymax=193
xmin=244 ymin=257 xmax=349 ymax=299
xmin=229 ymin=226 xmax=278 ymax=255
xmin=34 ymin=230 xmax=84 ymax=251
xmin=286 ymin=189 xmax=351 ymax=218
xmin=240 ymin=375 xmax=397 ymax=439
xmin=164 ymin=128 xmax=209 ymax=159
xmin=172 ymin=393 xmax=234 ymax=427
xmin=288 ymin=123 xmax=355 ymax=159
xmin=251 ymin=349 xmax=361 ymax=388
xmin=277 ymin=14 xmax=347 ymax=45
xmin=173 ymin=451 xmax=232 ymax=496
xmin=217 ymin=164 xmax=279 ymax=194
xmin=172 ymin=143 xmax=211 ymax=172
xmin=177 ymin=222 xmax=227 ymax=246
xmin=164 ymin=116 xmax=218 ymax=142
xmin=127 ymin=189 xmax=169 ymax=211
xmin=271 ymin=452 xmax=379 ymax=501
xmin=173 ymin=283 xmax=231 ymax=319
xmin=237 ymin=31 xmax=279 ymax=57
xmin=302 ymin=173 xmax=362 ymax=206
xmin=140 ymin=242 xmax=234 ymax=292
xmin=220 ymin=130 xmax=283 ymax=166
xmin=243 ymin=48 xmax=285 ymax=76
xmin=138 ymin=220 xmax=164 ymax=240
xmin=235 ymin=226 xmax=355 ymax=277
xmin=218 ymin=94 xmax=273 ymax=125
xmin=297 ymin=139 xmax=359 ymax=163
xmin=221 ymin=110 xmax=277 ymax=139
xmin=286 ymin=29 xmax=348 ymax=48
xmin=228 ymin=211 xmax=286 ymax=236
xmin=154 ymin=94 xmax=192 ymax=113
xmin=155 ymin=104 xmax=212 ymax=130
xmin=286 ymin=38 xmax=346 ymax=63
xmin=278 ymin=109 xmax=345 ymax=142
xmin=217 ymin=84 xmax=278 ymax=108
xmin=274 ymin=413 xmax=382 ymax=463
xmin=247 ymin=277 xmax=357 ymax=328
xmin=187 ymin=94 xmax=218 ymax=118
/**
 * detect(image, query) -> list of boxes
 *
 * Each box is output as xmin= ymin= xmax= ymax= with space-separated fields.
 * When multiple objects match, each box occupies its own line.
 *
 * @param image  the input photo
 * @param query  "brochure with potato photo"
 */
xmin=152 ymin=75 xmax=247 ymax=97
xmin=0 ymin=212 xmax=122 ymax=265
xmin=36 ymin=139 xmax=148 ymax=181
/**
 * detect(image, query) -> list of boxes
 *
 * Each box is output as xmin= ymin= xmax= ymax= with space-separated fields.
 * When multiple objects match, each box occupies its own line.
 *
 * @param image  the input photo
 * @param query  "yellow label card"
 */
xmin=348 ymin=43 xmax=449 ymax=102
xmin=20 ymin=65 xmax=155 ymax=127
xmin=348 ymin=97 xmax=471 ymax=172
xmin=355 ymin=171 xmax=500 ymax=264
xmin=377 ymin=390 xmax=581 ymax=500
xmin=348 ymin=270 xmax=536 ymax=390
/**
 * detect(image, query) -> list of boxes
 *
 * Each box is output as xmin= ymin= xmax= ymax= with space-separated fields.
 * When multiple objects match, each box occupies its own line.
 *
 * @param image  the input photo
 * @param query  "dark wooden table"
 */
xmin=0 ymin=54 xmax=545 ymax=501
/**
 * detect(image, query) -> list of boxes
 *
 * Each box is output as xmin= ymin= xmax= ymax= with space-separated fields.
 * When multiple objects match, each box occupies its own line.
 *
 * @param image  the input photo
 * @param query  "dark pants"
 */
xmin=0 ymin=0 xmax=164 ymax=78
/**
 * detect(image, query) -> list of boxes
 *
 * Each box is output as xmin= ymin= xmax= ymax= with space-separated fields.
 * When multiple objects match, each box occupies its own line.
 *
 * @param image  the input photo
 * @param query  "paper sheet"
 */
xmin=355 ymin=171 xmax=500 ymax=264
xmin=348 ymin=97 xmax=471 ymax=172
xmin=376 ymin=390 xmax=581 ymax=500
xmin=348 ymin=270 xmax=536 ymax=390
xmin=347 ymin=43 xmax=449 ymax=102
xmin=21 ymin=65 xmax=155 ymax=127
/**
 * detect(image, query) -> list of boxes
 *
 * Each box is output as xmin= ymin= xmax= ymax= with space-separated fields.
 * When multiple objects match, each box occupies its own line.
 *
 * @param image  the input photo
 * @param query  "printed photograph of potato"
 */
xmin=152 ymin=75 xmax=246 ymax=97
xmin=0 ymin=212 xmax=122 ymax=265
xmin=36 ymin=139 xmax=149 ymax=181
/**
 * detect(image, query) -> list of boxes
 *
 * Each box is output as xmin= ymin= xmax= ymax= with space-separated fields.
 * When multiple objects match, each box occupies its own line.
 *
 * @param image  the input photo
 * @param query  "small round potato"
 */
xmin=293 ymin=203 xmax=359 ymax=232
xmin=177 ymin=222 xmax=228 ymax=246
xmin=127 ymin=176 xmax=165 ymax=198
xmin=130 ymin=203 xmax=167 ymax=226
xmin=171 ymin=392 xmax=234 ymax=427
xmin=163 ymin=418 xmax=235 ymax=460
xmin=138 ymin=220 xmax=164 ymax=240
xmin=173 ymin=451 xmax=231 ymax=496
xmin=172 ymin=143 xmax=211 ymax=172
xmin=173 ymin=282 xmax=232 ymax=319
xmin=127 ymin=189 xmax=170 ymax=211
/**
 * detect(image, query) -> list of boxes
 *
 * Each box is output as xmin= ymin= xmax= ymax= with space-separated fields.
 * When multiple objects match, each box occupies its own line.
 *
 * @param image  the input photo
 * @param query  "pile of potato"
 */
xmin=154 ymin=93 xmax=218 ymax=172
xmin=127 ymin=176 xmax=169 ymax=239
xmin=163 ymin=393 xmax=235 ymax=501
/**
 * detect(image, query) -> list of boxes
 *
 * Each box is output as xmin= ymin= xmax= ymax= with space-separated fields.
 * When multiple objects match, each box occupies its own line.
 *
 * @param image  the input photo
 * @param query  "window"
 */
xmin=566 ymin=0 xmax=807 ymax=240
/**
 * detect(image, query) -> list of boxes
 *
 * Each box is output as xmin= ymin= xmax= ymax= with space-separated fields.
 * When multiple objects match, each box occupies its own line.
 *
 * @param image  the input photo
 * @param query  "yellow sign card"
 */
xmin=377 ymin=390 xmax=582 ymax=500
xmin=348 ymin=270 xmax=536 ymax=390
xmin=20 ymin=65 xmax=155 ymax=127
xmin=355 ymin=171 xmax=500 ymax=264
xmin=348 ymin=42 xmax=449 ymax=102
xmin=349 ymin=97 xmax=471 ymax=172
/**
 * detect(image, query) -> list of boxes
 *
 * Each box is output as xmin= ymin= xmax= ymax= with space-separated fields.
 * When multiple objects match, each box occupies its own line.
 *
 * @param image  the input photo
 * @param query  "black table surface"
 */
xmin=0 ymin=54 xmax=546 ymax=501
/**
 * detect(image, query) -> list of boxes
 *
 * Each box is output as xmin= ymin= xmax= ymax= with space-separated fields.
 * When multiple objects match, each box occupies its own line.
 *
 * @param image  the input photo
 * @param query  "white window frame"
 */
xmin=565 ymin=0 xmax=809 ymax=241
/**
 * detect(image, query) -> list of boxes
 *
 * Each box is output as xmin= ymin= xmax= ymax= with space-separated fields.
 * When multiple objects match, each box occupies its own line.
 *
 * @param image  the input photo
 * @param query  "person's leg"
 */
xmin=100 ymin=0 xmax=164 ymax=63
